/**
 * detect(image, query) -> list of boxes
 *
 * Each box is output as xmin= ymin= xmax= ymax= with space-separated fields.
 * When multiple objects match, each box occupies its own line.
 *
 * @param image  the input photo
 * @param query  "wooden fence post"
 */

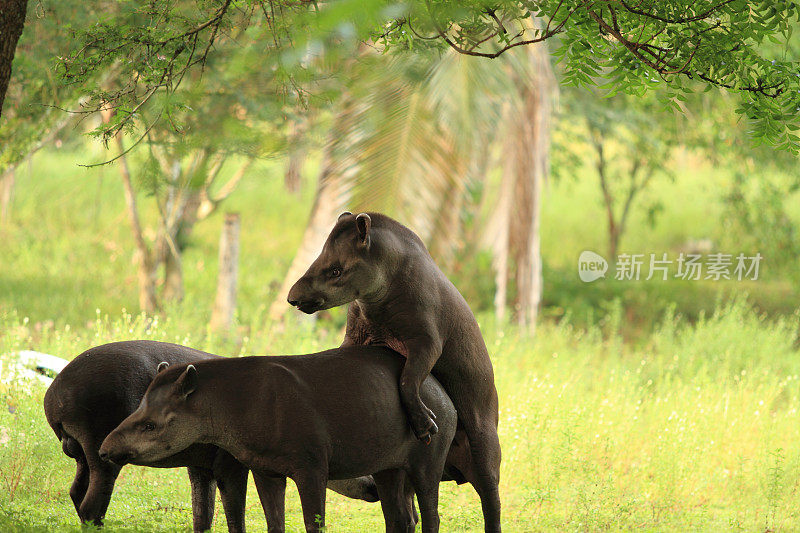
xmin=210 ymin=213 xmax=241 ymax=332
xmin=0 ymin=169 xmax=14 ymax=224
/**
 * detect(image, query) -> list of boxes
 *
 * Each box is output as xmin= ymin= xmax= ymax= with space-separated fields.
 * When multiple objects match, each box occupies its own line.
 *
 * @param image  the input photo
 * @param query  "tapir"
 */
xmin=99 ymin=346 xmax=457 ymax=533
xmin=43 ymin=340 xmax=379 ymax=531
xmin=287 ymin=212 xmax=503 ymax=532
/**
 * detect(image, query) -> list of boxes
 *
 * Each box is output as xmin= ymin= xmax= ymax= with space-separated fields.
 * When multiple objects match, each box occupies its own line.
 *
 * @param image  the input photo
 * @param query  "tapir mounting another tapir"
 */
xmin=287 ymin=211 xmax=503 ymax=533
xmin=99 ymin=346 xmax=457 ymax=533
xmin=43 ymin=340 xmax=380 ymax=532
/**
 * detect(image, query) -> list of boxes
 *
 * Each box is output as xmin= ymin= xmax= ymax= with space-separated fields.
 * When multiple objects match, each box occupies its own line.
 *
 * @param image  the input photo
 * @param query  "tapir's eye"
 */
xmin=142 ymin=422 xmax=156 ymax=432
xmin=328 ymin=267 xmax=342 ymax=279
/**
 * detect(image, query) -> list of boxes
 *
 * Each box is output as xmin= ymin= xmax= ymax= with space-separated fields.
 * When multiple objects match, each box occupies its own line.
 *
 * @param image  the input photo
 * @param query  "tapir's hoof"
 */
xmin=423 ymin=404 xmax=437 ymax=421
xmin=413 ymin=418 xmax=439 ymax=442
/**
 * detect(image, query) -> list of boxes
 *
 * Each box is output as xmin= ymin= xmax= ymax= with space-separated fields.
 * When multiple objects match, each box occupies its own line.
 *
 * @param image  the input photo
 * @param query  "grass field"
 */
xmin=1 ymin=301 xmax=799 ymax=531
xmin=1 ymin=146 xmax=799 ymax=531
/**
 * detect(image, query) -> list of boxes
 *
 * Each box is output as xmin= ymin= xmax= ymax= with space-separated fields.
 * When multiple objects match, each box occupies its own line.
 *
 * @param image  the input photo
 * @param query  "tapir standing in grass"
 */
xmin=43 ymin=340 xmax=379 ymax=531
xmin=287 ymin=212 xmax=503 ymax=532
xmin=99 ymin=347 xmax=457 ymax=533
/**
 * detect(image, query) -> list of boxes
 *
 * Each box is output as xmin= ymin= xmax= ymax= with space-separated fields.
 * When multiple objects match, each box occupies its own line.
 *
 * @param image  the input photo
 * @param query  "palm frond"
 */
xmin=272 ymin=39 xmax=556 ymax=323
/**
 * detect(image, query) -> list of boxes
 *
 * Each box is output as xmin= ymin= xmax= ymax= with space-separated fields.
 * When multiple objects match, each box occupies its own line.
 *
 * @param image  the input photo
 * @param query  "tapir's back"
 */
xmin=231 ymin=346 xmax=453 ymax=423
xmin=179 ymin=346 xmax=457 ymax=478
xmin=45 ymin=340 xmax=219 ymax=437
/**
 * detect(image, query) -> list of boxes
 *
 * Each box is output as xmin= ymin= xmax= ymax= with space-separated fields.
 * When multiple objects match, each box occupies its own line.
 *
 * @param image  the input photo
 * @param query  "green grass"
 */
xmin=1 ymin=300 xmax=799 ymax=531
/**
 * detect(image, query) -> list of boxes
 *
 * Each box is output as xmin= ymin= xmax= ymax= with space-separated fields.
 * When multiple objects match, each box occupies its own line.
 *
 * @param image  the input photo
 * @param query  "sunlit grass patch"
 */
xmin=0 ymin=300 xmax=798 ymax=531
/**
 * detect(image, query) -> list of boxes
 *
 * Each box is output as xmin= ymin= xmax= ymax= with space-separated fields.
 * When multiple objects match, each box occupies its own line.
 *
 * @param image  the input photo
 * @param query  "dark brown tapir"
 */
xmin=287 ymin=212 xmax=502 ymax=532
xmin=43 ymin=340 xmax=379 ymax=531
xmin=99 ymin=346 xmax=457 ymax=533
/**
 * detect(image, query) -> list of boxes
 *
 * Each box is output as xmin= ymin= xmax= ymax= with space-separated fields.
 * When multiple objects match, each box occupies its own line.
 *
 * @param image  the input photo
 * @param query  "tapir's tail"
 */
xmin=43 ymin=378 xmax=83 ymax=459
xmin=43 ymin=382 xmax=64 ymax=439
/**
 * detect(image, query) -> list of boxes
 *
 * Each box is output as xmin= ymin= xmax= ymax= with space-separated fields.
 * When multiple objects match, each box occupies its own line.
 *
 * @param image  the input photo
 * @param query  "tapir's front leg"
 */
xmin=187 ymin=466 xmax=216 ymax=532
xmin=253 ymin=472 xmax=286 ymax=533
xmin=213 ymin=452 xmax=249 ymax=533
xmin=399 ymin=337 xmax=441 ymax=441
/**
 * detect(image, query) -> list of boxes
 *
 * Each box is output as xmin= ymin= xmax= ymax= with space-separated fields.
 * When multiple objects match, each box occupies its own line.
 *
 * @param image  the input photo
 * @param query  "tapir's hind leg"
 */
xmin=406 ymin=467 xmax=441 ymax=533
xmin=61 ymin=433 xmax=89 ymax=517
xmin=78 ymin=444 xmax=121 ymax=526
xmin=373 ymin=469 xmax=416 ymax=533
xmin=69 ymin=457 xmax=90 ymax=516
xmin=448 ymin=392 xmax=502 ymax=533
xmin=405 ymin=476 xmax=419 ymax=527
xmin=187 ymin=466 xmax=217 ymax=532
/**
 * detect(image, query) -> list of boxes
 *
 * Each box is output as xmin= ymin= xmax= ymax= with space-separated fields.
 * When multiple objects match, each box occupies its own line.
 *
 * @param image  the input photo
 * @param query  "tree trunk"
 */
xmin=284 ymin=118 xmax=304 ymax=195
xmin=284 ymin=153 xmax=303 ymax=194
xmin=0 ymin=168 xmax=14 ymax=223
xmin=159 ymin=175 xmax=187 ymax=303
xmin=210 ymin=213 xmax=241 ymax=332
xmin=284 ymin=111 xmax=314 ymax=195
xmin=608 ymin=224 xmax=619 ymax=263
xmin=118 ymin=151 xmax=158 ymax=313
xmin=487 ymin=111 xmax=514 ymax=322
xmin=595 ymin=138 xmax=619 ymax=260
xmin=103 ymin=109 xmax=158 ymax=313
xmin=0 ymin=0 xmax=27 ymax=118
xmin=491 ymin=45 xmax=553 ymax=331
xmin=163 ymin=245 xmax=184 ymax=303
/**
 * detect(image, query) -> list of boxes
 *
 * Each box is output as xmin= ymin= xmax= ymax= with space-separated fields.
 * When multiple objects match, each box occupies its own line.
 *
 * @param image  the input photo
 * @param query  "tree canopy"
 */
xmin=34 ymin=0 xmax=797 ymax=151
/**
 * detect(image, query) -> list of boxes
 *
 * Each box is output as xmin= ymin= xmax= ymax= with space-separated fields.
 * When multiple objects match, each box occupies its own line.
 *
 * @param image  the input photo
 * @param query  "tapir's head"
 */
xmin=99 ymin=362 xmax=202 ymax=466
xmin=287 ymin=212 xmax=387 ymax=314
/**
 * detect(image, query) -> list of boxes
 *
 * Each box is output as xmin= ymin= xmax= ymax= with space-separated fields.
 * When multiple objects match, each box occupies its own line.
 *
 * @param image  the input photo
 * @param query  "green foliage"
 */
xmin=720 ymin=171 xmax=800 ymax=281
xmin=44 ymin=1 xmax=800 ymax=151
xmin=0 ymin=0 xmax=99 ymax=172
xmin=554 ymin=86 xmax=681 ymax=256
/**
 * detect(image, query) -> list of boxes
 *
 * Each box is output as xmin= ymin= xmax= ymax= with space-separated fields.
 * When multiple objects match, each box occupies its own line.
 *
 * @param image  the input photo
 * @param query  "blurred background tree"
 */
xmin=554 ymin=88 xmax=681 ymax=260
xmin=0 ymin=0 xmax=104 ymax=220
xmin=89 ymin=8 xmax=294 ymax=313
xmin=1 ymin=0 xmax=799 ymax=332
xmin=267 ymin=43 xmax=553 ymax=330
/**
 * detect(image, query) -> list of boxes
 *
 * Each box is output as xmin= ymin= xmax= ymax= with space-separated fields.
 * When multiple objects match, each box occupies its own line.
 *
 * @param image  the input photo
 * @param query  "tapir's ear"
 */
xmin=157 ymin=361 xmax=169 ymax=373
xmin=175 ymin=364 xmax=198 ymax=398
xmin=355 ymin=213 xmax=371 ymax=248
xmin=338 ymin=211 xmax=352 ymax=221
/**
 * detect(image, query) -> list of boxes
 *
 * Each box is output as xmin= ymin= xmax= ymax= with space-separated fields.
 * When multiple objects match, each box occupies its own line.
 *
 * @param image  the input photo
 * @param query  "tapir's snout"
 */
xmin=287 ymin=277 xmax=308 ymax=306
xmin=287 ymin=278 xmax=325 ymax=314
xmin=99 ymin=448 xmax=135 ymax=466
xmin=99 ymin=438 xmax=136 ymax=466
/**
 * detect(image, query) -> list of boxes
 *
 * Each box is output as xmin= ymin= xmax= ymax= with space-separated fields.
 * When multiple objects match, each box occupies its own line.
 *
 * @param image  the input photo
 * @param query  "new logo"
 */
xmin=578 ymin=251 xmax=608 ymax=282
